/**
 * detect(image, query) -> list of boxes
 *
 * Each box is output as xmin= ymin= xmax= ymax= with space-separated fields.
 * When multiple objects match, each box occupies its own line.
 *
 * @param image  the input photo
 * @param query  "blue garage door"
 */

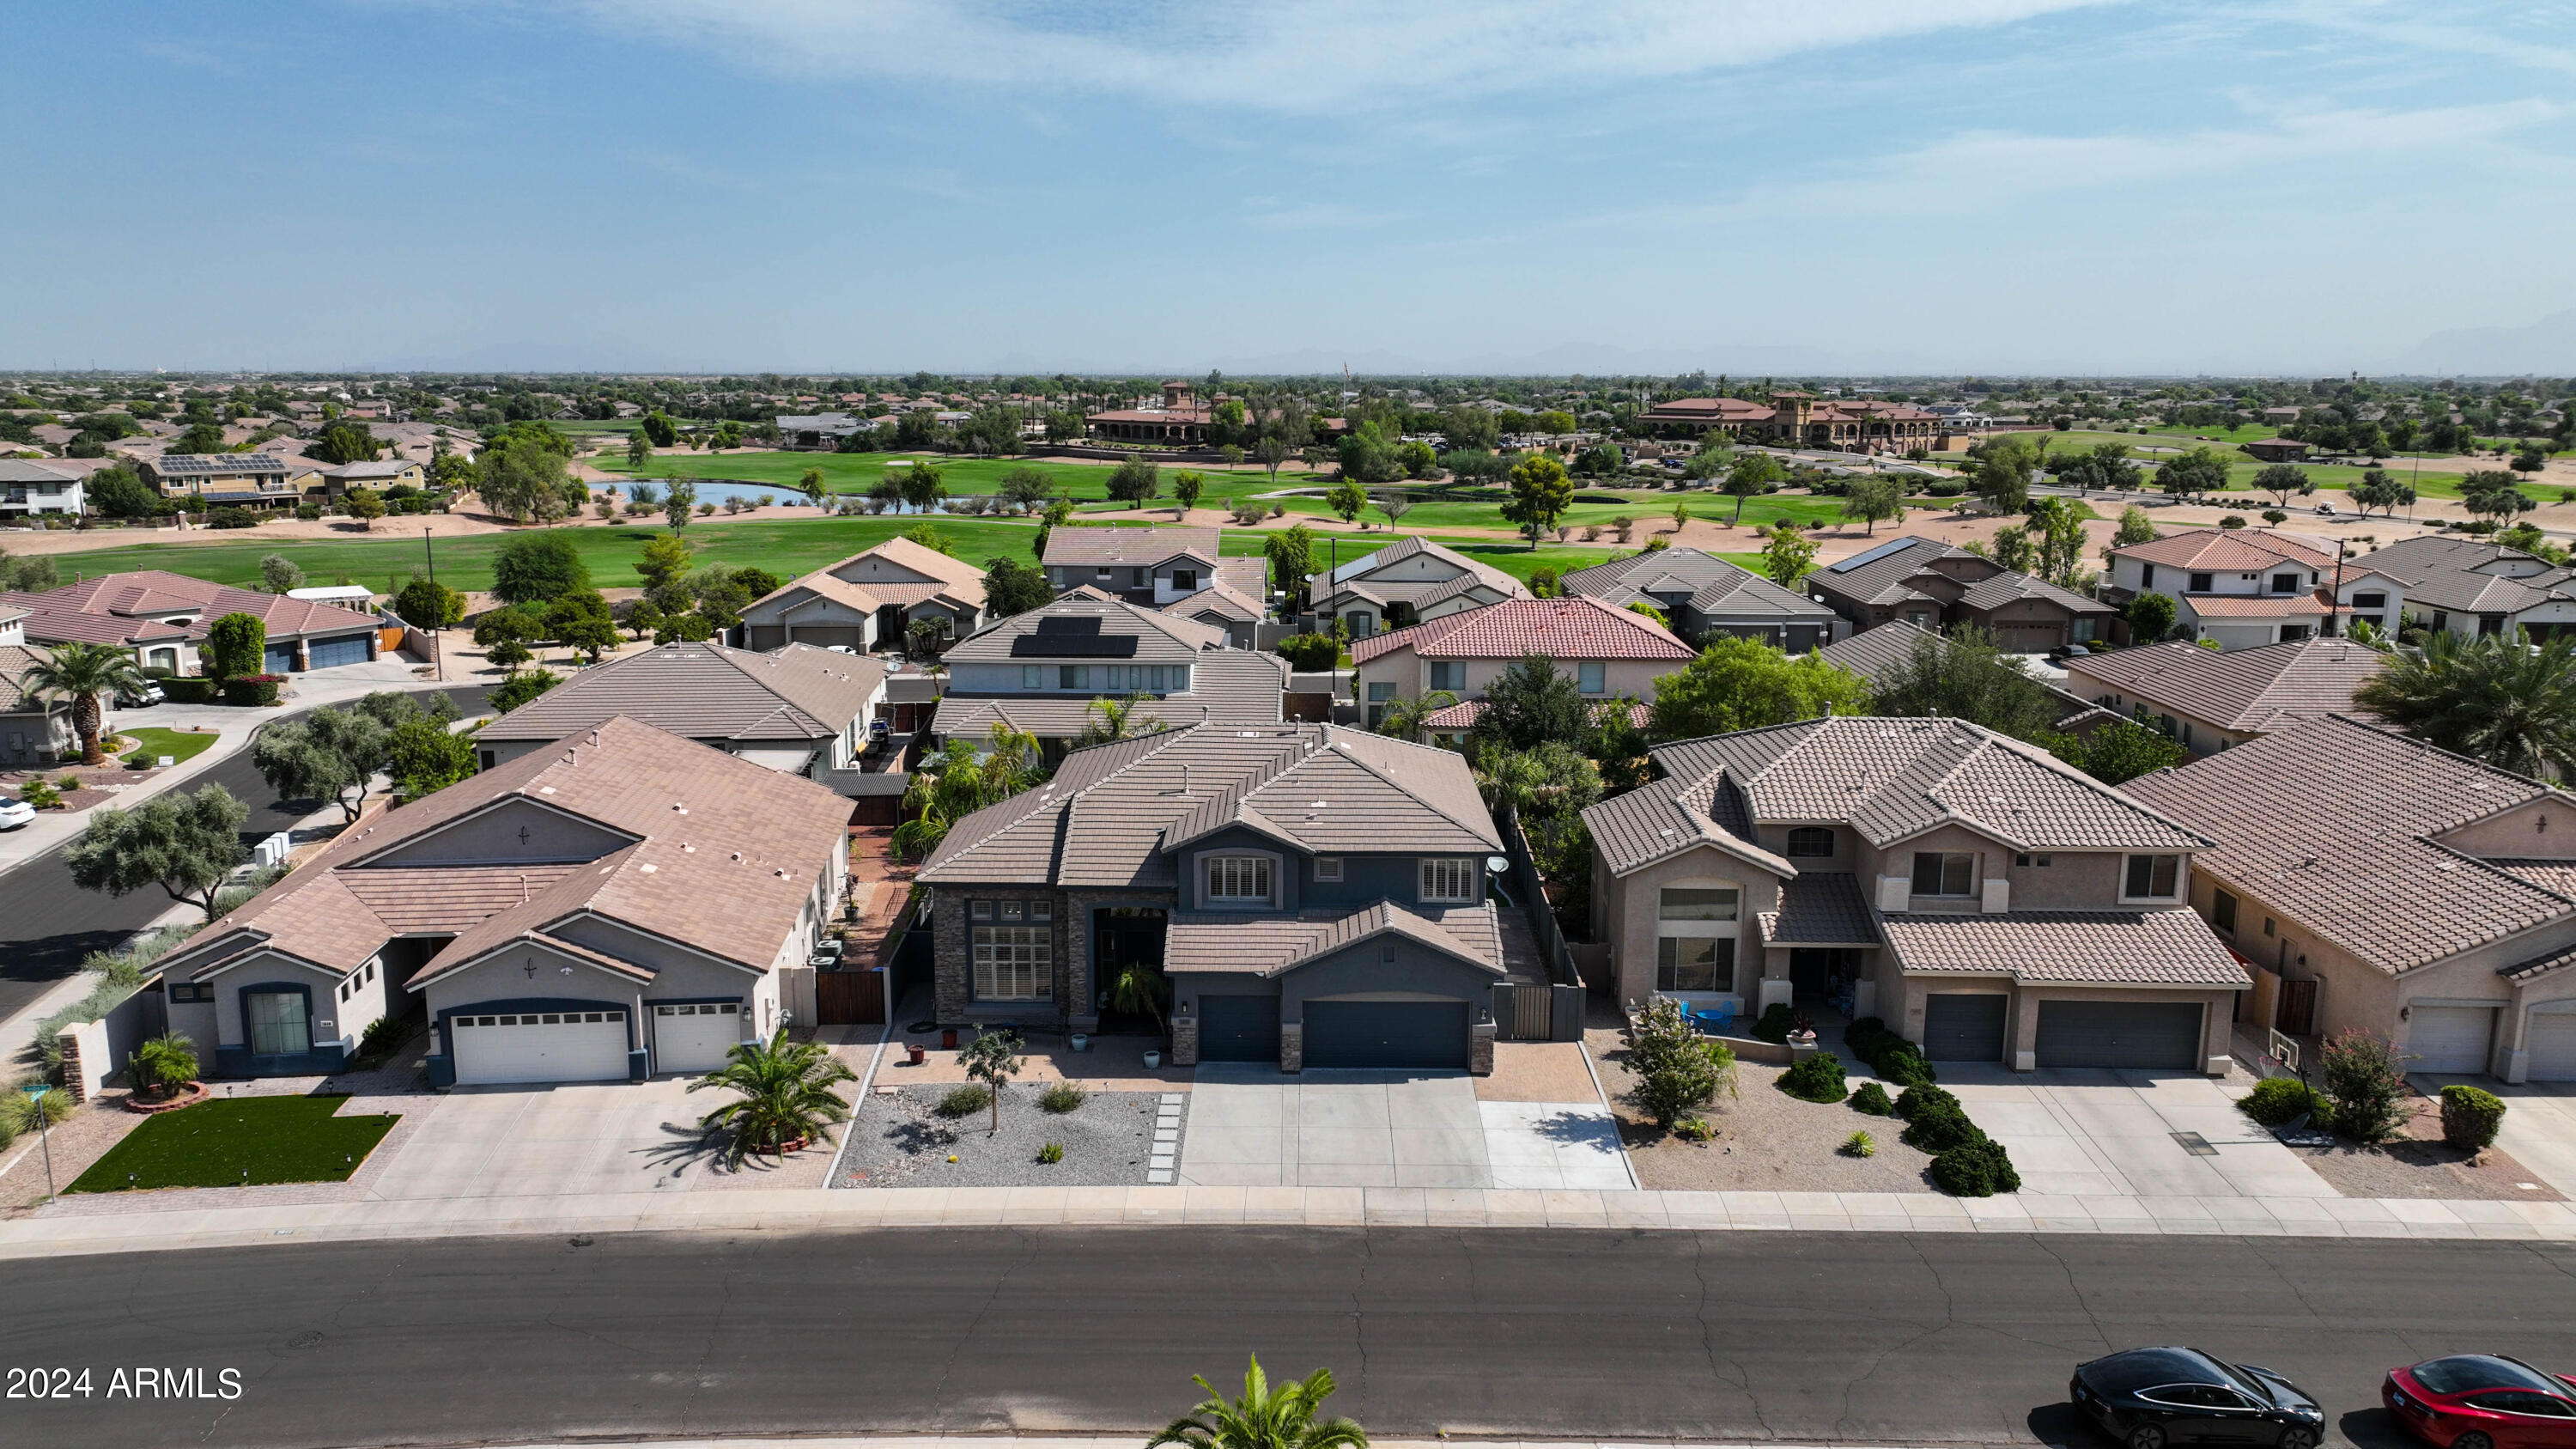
xmin=1197 ymin=994 xmax=1281 ymax=1063
xmin=307 ymin=633 xmax=374 ymax=669
xmin=1303 ymin=1000 xmax=1470 ymax=1069
xmin=263 ymin=642 xmax=297 ymax=673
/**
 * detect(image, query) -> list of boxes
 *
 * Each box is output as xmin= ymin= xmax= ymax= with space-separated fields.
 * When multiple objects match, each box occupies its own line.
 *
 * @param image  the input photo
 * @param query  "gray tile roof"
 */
xmin=1041 ymin=525 xmax=1220 ymax=568
xmin=1558 ymin=548 xmax=1838 ymax=624
xmin=2062 ymin=637 xmax=2385 ymax=733
xmin=1165 ymin=900 xmax=1504 ymax=977
xmin=1759 ymin=872 xmax=1876 ymax=945
xmin=0 ymin=460 xmax=78 ymax=484
xmin=1819 ymin=622 xmax=2110 ymax=731
xmin=918 ymin=723 xmax=1498 ymax=888
xmin=945 ymin=594 xmax=1225 ymax=665
xmin=1804 ymin=536 xmax=1986 ymax=608
xmin=1876 ymin=909 xmax=2248 ymax=986
xmin=2121 ymin=715 xmax=2576 ymax=977
xmin=933 ymin=649 xmax=1285 ymax=740
xmin=477 ymin=642 xmax=884 ymax=746
xmin=1312 ymin=534 xmax=1527 ymax=600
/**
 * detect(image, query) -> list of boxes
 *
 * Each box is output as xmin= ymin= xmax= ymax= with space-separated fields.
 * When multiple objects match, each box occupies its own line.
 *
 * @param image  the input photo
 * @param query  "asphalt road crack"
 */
xmin=1834 ymin=1233 xmax=1960 ymax=1437
xmin=1690 ymin=1228 xmax=1773 ymax=1438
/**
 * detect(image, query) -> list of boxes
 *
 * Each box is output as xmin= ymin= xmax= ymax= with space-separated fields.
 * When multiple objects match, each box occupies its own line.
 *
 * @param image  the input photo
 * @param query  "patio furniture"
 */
xmin=1687 ymin=1004 xmax=1735 ymax=1036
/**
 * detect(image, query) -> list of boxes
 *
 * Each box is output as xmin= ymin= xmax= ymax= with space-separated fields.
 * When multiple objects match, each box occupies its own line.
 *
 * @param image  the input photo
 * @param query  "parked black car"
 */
xmin=2071 ymin=1347 xmax=2325 ymax=1449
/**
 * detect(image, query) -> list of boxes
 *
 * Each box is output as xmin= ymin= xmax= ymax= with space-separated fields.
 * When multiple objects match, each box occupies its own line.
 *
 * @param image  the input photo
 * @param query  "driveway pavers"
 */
xmin=1178 ymin=1067 xmax=1625 ymax=1189
xmin=1945 ymin=1065 xmax=2336 ymax=1199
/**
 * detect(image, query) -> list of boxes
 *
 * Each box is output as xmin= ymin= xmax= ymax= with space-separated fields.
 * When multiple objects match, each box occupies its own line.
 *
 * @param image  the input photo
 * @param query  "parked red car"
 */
xmin=2385 ymin=1355 xmax=2576 ymax=1449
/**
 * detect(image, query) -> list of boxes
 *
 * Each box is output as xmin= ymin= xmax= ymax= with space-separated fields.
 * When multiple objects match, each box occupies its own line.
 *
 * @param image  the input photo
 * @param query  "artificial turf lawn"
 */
xmin=68 ymin=1094 xmax=398 ymax=1192
xmin=117 ymin=727 xmax=217 ymax=768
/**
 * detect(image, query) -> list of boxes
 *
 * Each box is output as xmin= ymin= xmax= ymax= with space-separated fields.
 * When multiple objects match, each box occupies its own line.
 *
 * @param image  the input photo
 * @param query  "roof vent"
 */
xmin=732 ymin=851 xmax=744 ymax=861
xmin=639 ymin=862 xmax=657 ymax=874
xmin=1310 ymin=800 xmax=1328 ymax=809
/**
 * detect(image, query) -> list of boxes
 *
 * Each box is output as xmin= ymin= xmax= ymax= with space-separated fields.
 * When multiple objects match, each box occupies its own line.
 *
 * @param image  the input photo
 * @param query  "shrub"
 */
xmin=2439 ymin=1084 xmax=2506 ymax=1150
xmin=936 ymin=1084 xmax=992 ymax=1118
xmin=1777 ymin=1051 xmax=1848 ymax=1103
xmin=2237 ymin=1075 xmax=2318 ymax=1127
xmin=1922 ymin=478 xmax=1967 ymax=497
xmin=221 ymin=673 xmax=284 ymax=707
xmin=1842 ymin=1129 xmax=1875 ymax=1158
xmin=1625 ymin=995 xmax=1738 ymax=1127
xmin=205 ymin=506 xmax=256 ymax=529
xmin=21 ymin=779 xmax=60 ymax=810
xmin=1895 ymin=1084 xmax=1985 ymax=1154
xmin=1674 ymin=1116 xmax=1715 ymax=1142
xmin=1037 ymin=1082 xmax=1086 ymax=1114
xmin=358 ymin=1015 xmax=412 ymax=1058
xmin=1850 ymin=1081 xmax=1893 ymax=1116
xmin=161 ymin=677 xmax=219 ymax=704
xmin=1931 ymin=1137 xmax=2021 ymax=1196
xmin=130 ymin=1034 xmax=198 ymax=1094
xmin=0 ymin=1084 xmax=75 ymax=1135
xmin=491 ymin=668 xmax=562 ymax=714
xmin=1750 ymin=1002 xmax=1796 ymax=1044
xmin=2318 ymin=1028 xmax=2407 ymax=1142
xmin=1843 ymin=1016 xmax=1936 ymax=1086
xmin=1036 ymin=1142 xmax=1065 ymax=1165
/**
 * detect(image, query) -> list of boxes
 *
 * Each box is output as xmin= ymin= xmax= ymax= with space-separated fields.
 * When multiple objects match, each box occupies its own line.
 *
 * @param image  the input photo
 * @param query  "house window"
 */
xmin=969 ymin=898 xmax=1051 ymax=924
xmin=1346 ymin=612 xmax=1373 ymax=637
xmin=2212 ymin=888 xmax=2239 ymax=935
xmin=245 ymin=991 xmax=311 ymax=1057
xmin=477 ymin=750 xmax=496 ymax=772
xmin=2016 ymin=852 xmax=2052 ymax=867
xmin=1206 ymin=855 xmax=1274 ymax=904
xmin=1314 ymin=857 xmax=1343 ymax=882
xmin=169 ymin=982 xmax=211 ymax=1003
xmin=1132 ymin=568 xmax=1148 ymax=588
xmin=1367 ymin=681 xmax=1395 ymax=703
xmin=2263 ymin=916 xmax=2275 ymax=936
xmin=1428 ymin=661 xmax=1465 ymax=692
xmin=1656 ymin=936 xmax=1733 ymax=993
xmin=1785 ymin=826 xmax=1834 ymax=858
xmin=2352 ymin=592 xmax=2386 ymax=609
xmin=2124 ymin=854 xmax=2182 ymax=899
xmin=2140 ymin=564 xmax=2156 ymax=588
xmin=1171 ymin=569 xmax=1197 ymax=592
xmin=1658 ymin=886 xmax=1738 ymax=920
xmin=2280 ymin=624 xmax=2312 ymax=642
xmin=1169 ymin=665 xmax=1188 ymax=691
xmin=2189 ymin=572 xmax=2213 ymax=592
xmin=1912 ymin=852 xmax=1975 ymax=897
xmin=2271 ymin=573 xmax=2300 ymax=594
xmin=1023 ymin=666 xmax=1042 ymax=689
xmin=1419 ymin=858 xmax=1478 ymax=904
xmin=1058 ymin=665 xmax=1088 ymax=691
xmin=2072 ymin=617 xmax=2095 ymax=642
xmin=971 ymin=917 xmax=1052 ymax=1002
xmin=1577 ymin=661 xmax=1606 ymax=695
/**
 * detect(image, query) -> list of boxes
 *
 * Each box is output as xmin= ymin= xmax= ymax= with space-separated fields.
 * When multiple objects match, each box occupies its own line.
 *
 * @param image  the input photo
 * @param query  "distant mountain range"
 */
xmin=2386 ymin=309 xmax=2576 ymax=377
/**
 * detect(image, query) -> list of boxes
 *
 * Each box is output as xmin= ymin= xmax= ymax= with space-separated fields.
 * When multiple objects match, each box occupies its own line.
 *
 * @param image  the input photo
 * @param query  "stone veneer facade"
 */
xmin=933 ymin=885 xmax=1177 ymax=1032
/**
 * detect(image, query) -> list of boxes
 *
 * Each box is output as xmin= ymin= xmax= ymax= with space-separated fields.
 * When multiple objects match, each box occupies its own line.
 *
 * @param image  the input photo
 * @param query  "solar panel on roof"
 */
xmin=1012 ymin=633 xmax=1138 ymax=657
xmin=1826 ymin=538 xmax=1919 ymax=574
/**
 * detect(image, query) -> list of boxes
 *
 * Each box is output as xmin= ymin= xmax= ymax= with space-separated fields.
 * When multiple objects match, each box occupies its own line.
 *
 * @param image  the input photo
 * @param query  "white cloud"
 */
xmin=495 ymin=0 xmax=2122 ymax=113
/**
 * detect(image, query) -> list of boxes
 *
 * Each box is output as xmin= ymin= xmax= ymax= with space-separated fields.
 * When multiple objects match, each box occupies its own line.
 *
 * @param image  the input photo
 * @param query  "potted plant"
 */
xmin=1070 ymin=1032 xmax=1091 ymax=1052
xmin=1143 ymin=1049 xmax=1163 ymax=1069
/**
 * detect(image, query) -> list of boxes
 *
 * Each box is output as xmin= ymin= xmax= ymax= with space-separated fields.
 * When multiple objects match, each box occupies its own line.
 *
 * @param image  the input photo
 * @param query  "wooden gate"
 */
xmin=817 ymin=968 xmax=885 ymax=1025
xmin=1498 ymin=983 xmax=1553 ymax=1041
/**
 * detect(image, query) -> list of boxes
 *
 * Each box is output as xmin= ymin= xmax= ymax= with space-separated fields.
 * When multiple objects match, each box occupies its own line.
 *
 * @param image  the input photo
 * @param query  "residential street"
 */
xmin=3 ymin=1227 xmax=2570 ymax=1448
xmin=0 ymin=684 xmax=491 ymax=1024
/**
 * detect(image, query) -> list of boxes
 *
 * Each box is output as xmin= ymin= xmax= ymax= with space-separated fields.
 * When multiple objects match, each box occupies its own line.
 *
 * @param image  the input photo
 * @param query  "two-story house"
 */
xmin=2101 ymin=527 xmax=2381 ymax=648
xmin=150 ymin=718 xmax=851 ymax=1085
xmin=317 ymin=458 xmax=427 ymax=497
xmin=2126 ymin=715 xmax=2576 ymax=1081
xmin=1804 ymin=536 xmax=2114 ymax=653
xmin=916 ymin=721 xmax=1511 ymax=1073
xmin=1557 ymin=547 xmax=1843 ymax=650
xmin=2352 ymin=534 xmax=2576 ymax=642
xmin=2061 ymin=637 xmax=2384 ymax=755
xmin=931 ymin=594 xmax=1285 ymax=754
xmin=1350 ymin=595 xmax=1692 ymax=731
xmin=140 ymin=453 xmax=302 ymax=508
xmin=1581 ymin=715 xmax=2244 ymax=1073
xmin=0 ymin=460 xmax=85 ymax=517
xmin=473 ymin=642 xmax=886 ymax=787
xmin=1819 ymin=621 xmax=2117 ymax=737
xmin=1042 ymin=526 xmax=1225 ymax=607
xmin=739 ymin=537 xmax=987 ymax=652
xmin=1306 ymin=535 xmax=1528 ymax=638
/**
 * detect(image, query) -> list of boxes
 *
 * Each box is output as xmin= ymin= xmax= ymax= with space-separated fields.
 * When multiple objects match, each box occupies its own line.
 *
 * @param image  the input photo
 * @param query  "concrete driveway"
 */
xmin=364 ymin=1076 xmax=812 ymax=1200
xmin=1945 ymin=1065 xmax=2337 ymax=1199
xmin=1178 ymin=1066 xmax=1627 ymax=1190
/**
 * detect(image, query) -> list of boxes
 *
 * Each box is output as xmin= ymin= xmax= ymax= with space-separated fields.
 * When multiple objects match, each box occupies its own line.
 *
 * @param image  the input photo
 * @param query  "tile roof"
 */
xmin=0 ymin=594 xmax=195 ymax=647
xmin=0 ymin=460 xmax=79 ymax=484
xmin=320 ymin=459 xmax=416 ymax=479
xmin=1804 ymin=536 xmax=1990 ymax=609
xmin=1420 ymin=697 xmax=1649 ymax=732
xmin=2063 ymin=637 xmax=2384 ymax=732
xmin=2122 ymin=715 xmax=2576 ymax=976
xmin=2114 ymin=527 xmax=2339 ymax=574
xmin=2402 ymin=569 xmax=2573 ymax=615
xmin=1558 ymin=547 xmax=1838 ymax=623
xmin=22 ymin=569 xmax=380 ymax=640
xmin=1164 ymin=900 xmax=1504 ymax=977
xmin=1957 ymin=571 xmax=2117 ymax=616
xmin=1167 ymin=579 xmax=1265 ymax=624
xmin=2355 ymin=534 xmax=2541 ymax=585
xmin=1041 ymin=525 xmax=1220 ymax=569
xmin=159 ymin=717 xmax=851 ymax=983
xmin=1348 ymin=595 xmax=1692 ymax=665
xmin=1760 ymin=872 xmax=1876 ymax=945
xmin=1876 ymin=909 xmax=2248 ymax=986
xmin=1313 ymin=535 xmax=1528 ymax=600
xmin=848 ymin=534 xmax=992 ymax=594
xmin=946 ymin=594 xmax=1228 ymax=664
xmin=0 ymin=643 xmax=64 ymax=712
xmin=2180 ymin=589 xmax=2332 ymax=618
xmin=918 ymin=723 xmax=1498 ymax=888
xmin=477 ymin=642 xmax=884 ymax=746
xmin=933 ymin=650 xmax=1285 ymax=739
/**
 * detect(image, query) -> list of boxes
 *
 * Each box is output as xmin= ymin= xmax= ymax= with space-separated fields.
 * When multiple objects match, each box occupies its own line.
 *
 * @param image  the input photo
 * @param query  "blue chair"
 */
xmin=1688 ymin=1005 xmax=1735 ymax=1036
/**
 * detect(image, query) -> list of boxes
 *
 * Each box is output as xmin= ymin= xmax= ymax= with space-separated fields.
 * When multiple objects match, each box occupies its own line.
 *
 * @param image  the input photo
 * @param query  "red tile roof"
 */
xmin=2114 ymin=528 xmax=2339 ymax=574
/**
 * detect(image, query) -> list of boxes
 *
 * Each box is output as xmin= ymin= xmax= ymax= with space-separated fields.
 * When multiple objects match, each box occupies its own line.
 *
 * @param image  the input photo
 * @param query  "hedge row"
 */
xmin=1895 ymin=1083 xmax=2022 ymax=1196
xmin=1844 ymin=1016 xmax=1937 ymax=1087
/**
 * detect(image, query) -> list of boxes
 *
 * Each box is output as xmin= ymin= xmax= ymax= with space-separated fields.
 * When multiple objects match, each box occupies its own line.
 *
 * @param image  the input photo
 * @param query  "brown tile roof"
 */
xmin=1558 ymin=548 xmax=1838 ymax=624
xmin=2180 ymin=590 xmax=2331 ymax=618
xmin=1041 ymin=525 xmax=1220 ymax=569
xmin=918 ymin=723 xmax=1498 ymax=888
xmin=933 ymin=651 xmax=1285 ymax=739
xmin=946 ymin=594 xmax=1227 ymax=664
xmin=1312 ymin=535 xmax=1528 ymax=602
xmin=1759 ymin=873 xmax=1876 ymax=945
xmin=1803 ymin=536 xmax=1992 ymax=610
xmin=2122 ymin=715 xmax=2576 ymax=976
xmin=2063 ymin=637 xmax=2384 ymax=732
xmin=1348 ymin=595 xmax=1691 ymax=665
xmin=847 ymin=534 xmax=991 ymax=594
xmin=0 ymin=595 xmax=194 ymax=647
xmin=1958 ymin=571 xmax=2117 ymax=616
xmin=1876 ymin=909 xmax=2247 ymax=986
xmin=0 ymin=643 xmax=62 ymax=711
xmin=2114 ymin=528 xmax=2339 ymax=574
xmin=1164 ymin=900 xmax=1504 ymax=977
xmin=749 ymin=570 xmax=883 ymax=619
xmin=478 ymin=642 xmax=884 ymax=746
xmin=1420 ymin=697 xmax=1649 ymax=732
xmin=19 ymin=569 xmax=380 ymax=641
xmin=1167 ymin=579 xmax=1264 ymax=624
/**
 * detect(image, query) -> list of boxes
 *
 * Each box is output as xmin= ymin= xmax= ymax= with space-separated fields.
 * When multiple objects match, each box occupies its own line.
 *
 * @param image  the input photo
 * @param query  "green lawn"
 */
xmin=117 ymin=726 xmax=218 ymax=769
xmin=2021 ymin=429 xmax=2558 ymax=505
xmin=70 ymin=1095 xmax=398 ymax=1191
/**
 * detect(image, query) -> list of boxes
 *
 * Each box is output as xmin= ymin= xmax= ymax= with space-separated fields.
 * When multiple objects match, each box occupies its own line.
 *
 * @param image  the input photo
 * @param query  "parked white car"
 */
xmin=0 ymin=798 xmax=35 ymax=831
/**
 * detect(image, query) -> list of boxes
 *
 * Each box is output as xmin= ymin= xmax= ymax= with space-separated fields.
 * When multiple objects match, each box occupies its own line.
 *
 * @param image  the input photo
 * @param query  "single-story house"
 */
xmin=739 ymin=537 xmax=987 ymax=652
xmin=474 ymin=642 xmax=886 ymax=788
xmin=2 ymin=569 xmax=386 ymax=674
xmin=1558 ymin=547 xmax=1842 ymax=650
xmin=2061 ymin=636 xmax=2385 ymax=756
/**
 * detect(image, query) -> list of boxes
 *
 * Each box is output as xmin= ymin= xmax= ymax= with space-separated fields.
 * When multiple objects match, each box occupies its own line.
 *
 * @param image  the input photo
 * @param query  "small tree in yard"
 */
xmin=21 ymin=642 xmax=146 ymax=764
xmin=204 ymin=612 xmax=267 ymax=680
xmin=1149 ymin=1356 xmax=1367 ymax=1449
xmin=2127 ymin=591 xmax=2179 ymax=643
xmin=129 ymin=1034 xmax=199 ymax=1099
xmin=253 ymin=703 xmax=389 ymax=822
xmin=65 ymin=782 xmax=248 ymax=922
xmin=688 ymin=1030 xmax=856 ymax=1166
xmin=1625 ymin=995 xmax=1737 ymax=1128
xmin=2318 ymin=1028 xmax=2408 ymax=1142
xmin=957 ymin=1028 xmax=1025 ymax=1135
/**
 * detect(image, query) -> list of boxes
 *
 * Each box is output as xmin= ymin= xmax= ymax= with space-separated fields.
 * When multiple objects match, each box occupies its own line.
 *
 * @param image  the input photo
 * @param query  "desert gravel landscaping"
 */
xmin=1583 ymin=1025 xmax=1937 ymax=1192
xmin=834 ymin=1085 xmax=1178 ymax=1190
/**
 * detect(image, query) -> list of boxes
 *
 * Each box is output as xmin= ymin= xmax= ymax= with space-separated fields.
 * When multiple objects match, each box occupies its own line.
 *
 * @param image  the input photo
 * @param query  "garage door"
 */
xmin=452 ymin=1008 xmax=629 ymax=1085
xmin=1303 ymin=1000 xmax=1469 ymax=1069
xmin=1197 ymin=994 xmax=1281 ymax=1063
xmin=2527 ymin=1013 xmax=2576 ymax=1081
xmin=786 ymin=625 xmax=868 ymax=652
xmin=2034 ymin=1000 xmax=2203 ymax=1070
xmin=263 ymin=642 xmax=297 ymax=673
xmin=307 ymin=633 xmax=374 ymax=669
xmin=1923 ymin=993 xmax=2008 ymax=1062
xmin=652 ymin=1002 xmax=745 ymax=1073
xmin=2405 ymin=1005 xmax=2495 ymax=1075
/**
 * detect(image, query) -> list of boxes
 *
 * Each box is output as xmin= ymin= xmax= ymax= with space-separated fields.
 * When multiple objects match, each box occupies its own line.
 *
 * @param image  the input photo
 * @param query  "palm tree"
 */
xmin=2354 ymin=630 xmax=2576 ymax=781
xmin=1149 ymin=1357 xmax=1367 ymax=1449
xmin=1078 ymin=692 xmax=1170 ymax=746
xmin=23 ymin=642 xmax=146 ymax=764
xmin=1371 ymin=690 xmax=1458 ymax=742
xmin=687 ymin=1030 xmax=857 ymax=1166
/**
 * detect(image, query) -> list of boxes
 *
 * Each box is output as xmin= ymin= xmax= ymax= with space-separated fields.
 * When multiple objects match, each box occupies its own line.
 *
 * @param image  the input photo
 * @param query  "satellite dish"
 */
xmin=1485 ymin=856 xmax=1510 ymax=874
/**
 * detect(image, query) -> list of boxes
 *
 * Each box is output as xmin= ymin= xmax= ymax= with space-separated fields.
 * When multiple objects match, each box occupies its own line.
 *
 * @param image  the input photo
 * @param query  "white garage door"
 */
xmin=653 ymin=1002 xmax=745 ymax=1074
xmin=2405 ymin=1005 xmax=2495 ymax=1075
xmin=2527 ymin=1013 xmax=2576 ymax=1081
xmin=453 ymin=1009 xmax=629 ymax=1085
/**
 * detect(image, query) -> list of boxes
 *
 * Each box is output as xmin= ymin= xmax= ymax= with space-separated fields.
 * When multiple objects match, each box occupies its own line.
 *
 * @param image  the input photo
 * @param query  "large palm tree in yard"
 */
xmin=2355 ymin=630 xmax=2576 ymax=782
xmin=23 ymin=642 xmax=147 ymax=765
xmin=689 ymin=1030 xmax=856 ymax=1166
xmin=1149 ymin=1357 xmax=1368 ymax=1449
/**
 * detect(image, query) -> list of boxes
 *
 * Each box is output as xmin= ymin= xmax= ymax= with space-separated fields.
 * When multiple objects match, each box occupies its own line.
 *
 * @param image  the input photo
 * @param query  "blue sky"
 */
xmin=3 ymin=1 xmax=2572 ymax=375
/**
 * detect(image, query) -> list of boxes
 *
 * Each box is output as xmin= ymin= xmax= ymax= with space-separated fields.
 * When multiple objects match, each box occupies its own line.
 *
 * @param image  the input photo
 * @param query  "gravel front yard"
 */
xmin=1584 ymin=1026 xmax=1936 ymax=1191
xmin=833 ymin=1085 xmax=1176 ymax=1190
xmin=2285 ymin=1088 xmax=2565 ymax=1202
